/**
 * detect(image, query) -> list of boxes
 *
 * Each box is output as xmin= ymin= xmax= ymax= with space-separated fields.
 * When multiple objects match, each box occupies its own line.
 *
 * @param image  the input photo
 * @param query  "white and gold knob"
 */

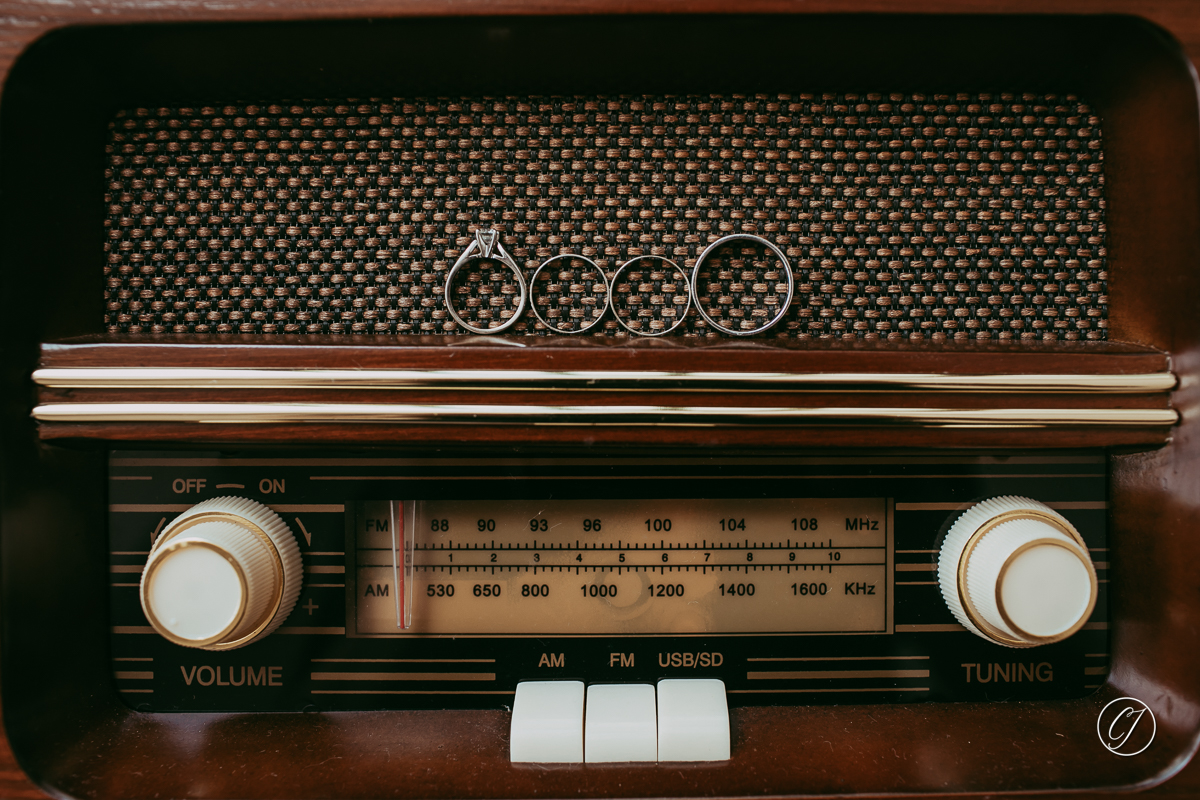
xmin=937 ymin=496 xmax=1098 ymax=648
xmin=140 ymin=497 xmax=303 ymax=650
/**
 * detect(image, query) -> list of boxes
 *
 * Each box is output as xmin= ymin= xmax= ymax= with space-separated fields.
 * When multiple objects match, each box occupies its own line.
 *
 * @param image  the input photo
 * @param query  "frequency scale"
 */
xmin=354 ymin=497 xmax=890 ymax=636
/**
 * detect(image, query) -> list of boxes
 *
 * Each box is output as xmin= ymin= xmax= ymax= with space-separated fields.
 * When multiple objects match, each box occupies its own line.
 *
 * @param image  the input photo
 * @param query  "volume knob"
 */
xmin=937 ymin=497 xmax=1097 ymax=648
xmin=140 ymin=497 xmax=303 ymax=650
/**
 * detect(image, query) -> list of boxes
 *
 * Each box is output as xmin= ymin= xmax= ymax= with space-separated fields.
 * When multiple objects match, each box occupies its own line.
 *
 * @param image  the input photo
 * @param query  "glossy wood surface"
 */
xmin=0 ymin=0 xmax=1196 ymax=87
xmin=2 ymin=4 xmax=1200 ymax=800
xmin=37 ymin=335 xmax=1173 ymax=373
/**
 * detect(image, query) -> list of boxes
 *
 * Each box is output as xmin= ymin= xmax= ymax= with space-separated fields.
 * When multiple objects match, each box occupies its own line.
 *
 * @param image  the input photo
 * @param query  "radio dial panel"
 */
xmin=108 ymin=453 xmax=1109 ymax=712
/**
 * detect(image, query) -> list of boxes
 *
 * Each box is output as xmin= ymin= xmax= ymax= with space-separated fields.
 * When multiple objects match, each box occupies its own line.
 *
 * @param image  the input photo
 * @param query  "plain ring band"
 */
xmin=690 ymin=233 xmax=795 ymax=336
xmin=444 ymin=229 xmax=529 ymax=335
xmin=529 ymin=254 xmax=610 ymax=335
xmin=609 ymin=255 xmax=692 ymax=337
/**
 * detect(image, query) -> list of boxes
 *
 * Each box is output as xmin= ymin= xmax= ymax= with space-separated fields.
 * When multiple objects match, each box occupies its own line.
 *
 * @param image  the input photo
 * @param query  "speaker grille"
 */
xmin=104 ymin=93 xmax=1107 ymax=340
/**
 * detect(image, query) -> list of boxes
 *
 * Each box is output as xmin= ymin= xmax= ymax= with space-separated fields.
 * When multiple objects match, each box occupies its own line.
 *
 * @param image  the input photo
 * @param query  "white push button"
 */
xmin=657 ymin=679 xmax=730 ymax=761
xmin=584 ymin=684 xmax=657 ymax=762
xmin=509 ymin=681 xmax=584 ymax=763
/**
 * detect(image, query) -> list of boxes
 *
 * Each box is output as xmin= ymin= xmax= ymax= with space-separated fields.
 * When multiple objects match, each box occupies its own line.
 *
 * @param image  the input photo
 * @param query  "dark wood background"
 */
xmin=3 ymin=1 xmax=1200 ymax=797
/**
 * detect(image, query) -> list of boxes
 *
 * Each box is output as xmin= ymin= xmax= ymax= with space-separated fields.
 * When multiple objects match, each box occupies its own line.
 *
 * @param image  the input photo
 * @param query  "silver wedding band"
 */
xmin=609 ymin=255 xmax=692 ymax=338
xmin=691 ymin=233 xmax=795 ymax=336
xmin=529 ymin=254 xmax=610 ymax=335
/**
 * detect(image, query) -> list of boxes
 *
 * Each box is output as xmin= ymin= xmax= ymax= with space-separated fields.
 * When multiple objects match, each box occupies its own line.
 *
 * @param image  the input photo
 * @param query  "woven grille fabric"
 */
xmin=105 ymin=93 xmax=1107 ymax=340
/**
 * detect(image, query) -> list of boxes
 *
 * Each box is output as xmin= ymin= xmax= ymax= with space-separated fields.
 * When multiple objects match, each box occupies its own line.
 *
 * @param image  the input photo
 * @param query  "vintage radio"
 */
xmin=3 ymin=6 xmax=1200 ymax=800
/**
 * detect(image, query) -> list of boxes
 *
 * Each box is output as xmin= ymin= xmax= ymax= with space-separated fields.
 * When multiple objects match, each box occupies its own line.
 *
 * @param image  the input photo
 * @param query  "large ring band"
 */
xmin=690 ymin=234 xmax=795 ymax=336
xmin=529 ymin=254 xmax=610 ymax=335
xmin=443 ymin=229 xmax=529 ymax=335
xmin=609 ymin=255 xmax=692 ymax=337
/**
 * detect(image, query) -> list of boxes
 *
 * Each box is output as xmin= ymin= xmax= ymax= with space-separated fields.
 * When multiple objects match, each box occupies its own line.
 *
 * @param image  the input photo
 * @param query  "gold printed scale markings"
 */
xmin=364 ymin=538 xmax=887 ymax=571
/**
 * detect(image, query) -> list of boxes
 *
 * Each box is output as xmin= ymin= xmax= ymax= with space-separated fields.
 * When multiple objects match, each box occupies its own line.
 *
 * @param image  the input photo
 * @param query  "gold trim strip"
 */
xmin=31 ymin=367 xmax=1177 ymax=393
xmin=746 ymin=656 xmax=929 ymax=662
xmin=107 ymin=504 xmax=343 ymax=513
xmin=32 ymin=403 xmax=1179 ymax=427
xmin=312 ymin=662 xmax=499 ymax=666
xmin=310 ymin=672 xmax=495 ymax=682
xmin=896 ymin=501 xmax=1109 ymax=511
xmin=728 ymin=687 xmax=930 ymax=694
xmin=109 ymin=455 xmax=1106 ymax=467
xmin=893 ymin=623 xmax=967 ymax=633
xmin=747 ymin=669 xmax=930 ymax=680
xmin=310 ymin=690 xmax=516 ymax=695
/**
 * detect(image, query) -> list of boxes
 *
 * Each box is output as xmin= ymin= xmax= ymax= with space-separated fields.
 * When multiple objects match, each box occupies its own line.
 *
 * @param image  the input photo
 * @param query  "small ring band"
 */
xmin=609 ymin=255 xmax=692 ymax=337
xmin=529 ymin=254 xmax=610 ymax=335
xmin=690 ymin=233 xmax=795 ymax=336
xmin=444 ymin=230 xmax=529 ymax=335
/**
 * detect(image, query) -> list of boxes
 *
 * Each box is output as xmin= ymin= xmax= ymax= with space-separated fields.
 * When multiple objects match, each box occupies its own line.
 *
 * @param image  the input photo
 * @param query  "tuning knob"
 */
xmin=140 ymin=497 xmax=303 ymax=650
xmin=937 ymin=496 xmax=1097 ymax=648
